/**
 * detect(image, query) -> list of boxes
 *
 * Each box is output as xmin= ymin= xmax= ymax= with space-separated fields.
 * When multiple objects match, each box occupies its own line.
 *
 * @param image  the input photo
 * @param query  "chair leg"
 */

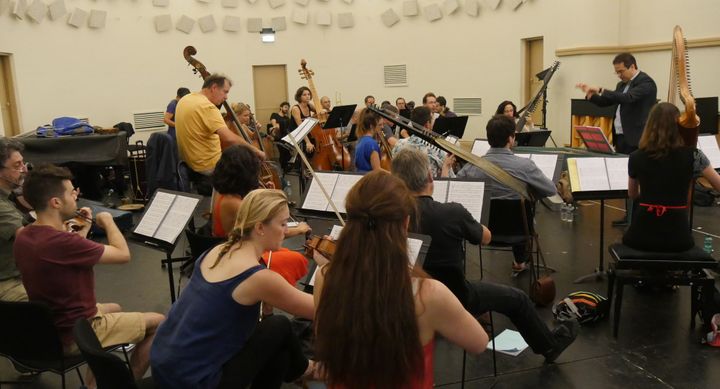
xmin=478 ymin=245 xmax=484 ymax=280
xmin=690 ymin=284 xmax=699 ymax=328
xmin=61 ymin=372 xmax=65 ymax=389
xmin=460 ymin=350 xmax=466 ymax=389
xmin=613 ymin=280 xmax=625 ymax=338
xmin=607 ymin=268 xmax=615 ymax=307
xmin=489 ymin=311 xmax=497 ymax=377
xmin=76 ymin=367 xmax=85 ymax=385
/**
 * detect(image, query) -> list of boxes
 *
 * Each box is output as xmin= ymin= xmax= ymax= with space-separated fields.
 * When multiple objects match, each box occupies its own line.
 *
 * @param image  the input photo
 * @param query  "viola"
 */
xmin=183 ymin=46 xmax=281 ymax=190
xmin=298 ymin=59 xmax=352 ymax=171
xmin=304 ymin=235 xmax=336 ymax=261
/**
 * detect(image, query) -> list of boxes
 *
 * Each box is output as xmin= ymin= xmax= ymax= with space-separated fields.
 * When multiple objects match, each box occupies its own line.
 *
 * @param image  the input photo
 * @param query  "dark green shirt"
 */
xmin=0 ymin=189 xmax=26 ymax=280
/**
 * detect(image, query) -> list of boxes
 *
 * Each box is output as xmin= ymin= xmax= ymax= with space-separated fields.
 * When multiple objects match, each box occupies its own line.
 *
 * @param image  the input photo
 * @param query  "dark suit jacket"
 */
xmin=588 ymin=71 xmax=657 ymax=148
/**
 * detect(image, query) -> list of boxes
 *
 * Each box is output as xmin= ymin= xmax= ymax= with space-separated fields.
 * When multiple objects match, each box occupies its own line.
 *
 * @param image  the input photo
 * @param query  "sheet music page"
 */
xmin=153 ymin=195 xmax=200 ymax=244
xmin=328 ymin=174 xmax=362 ymax=213
xmin=698 ymin=135 xmax=720 ymax=167
xmin=530 ymin=154 xmax=559 ymax=181
xmin=282 ymin=117 xmax=318 ymax=144
xmin=575 ymin=158 xmax=610 ymax=191
xmin=407 ymin=238 xmax=423 ymax=266
xmin=301 ymin=172 xmax=338 ymax=211
xmin=605 ymin=157 xmax=629 ymax=190
xmin=432 ymin=180 xmax=449 ymax=203
xmin=133 ymin=191 xmax=176 ymax=237
xmin=329 ymin=225 xmax=344 ymax=240
xmin=471 ymin=140 xmax=491 ymax=157
xmin=447 ymin=181 xmax=485 ymax=222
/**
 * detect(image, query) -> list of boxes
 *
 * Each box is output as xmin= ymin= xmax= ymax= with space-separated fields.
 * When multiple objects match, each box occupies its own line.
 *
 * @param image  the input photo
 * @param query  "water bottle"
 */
xmin=102 ymin=189 xmax=115 ymax=208
xmin=566 ymin=203 xmax=575 ymax=223
xmin=560 ymin=203 xmax=569 ymax=222
xmin=284 ymin=181 xmax=292 ymax=198
xmin=704 ymin=236 xmax=713 ymax=254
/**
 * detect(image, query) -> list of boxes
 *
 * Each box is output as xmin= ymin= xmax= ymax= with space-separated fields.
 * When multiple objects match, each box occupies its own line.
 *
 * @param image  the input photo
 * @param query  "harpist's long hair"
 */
xmin=314 ymin=171 xmax=423 ymax=389
xmin=639 ymin=102 xmax=685 ymax=158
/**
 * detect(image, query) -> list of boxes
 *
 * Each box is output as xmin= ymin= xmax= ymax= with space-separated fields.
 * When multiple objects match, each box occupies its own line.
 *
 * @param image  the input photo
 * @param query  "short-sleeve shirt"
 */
xmin=270 ymin=112 xmax=290 ymax=139
xmin=166 ymin=99 xmax=178 ymax=138
xmin=0 ymin=190 xmax=28 ymax=281
xmin=175 ymin=93 xmax=227 ymax=172
xmin=14 ymin=225 xmax=105 ymax=345
xmin=354 ymin=135 xmax=380 ymax=173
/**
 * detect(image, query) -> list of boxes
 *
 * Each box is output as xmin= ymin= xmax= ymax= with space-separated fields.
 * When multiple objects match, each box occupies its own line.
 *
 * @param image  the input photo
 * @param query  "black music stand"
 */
xmin=514 ymin=130 xmax=552 ymax=147
xmin=323 ymin=104 xmax=356 ymax=130
xmin=433 ymin=116 xmax=469 ymax=138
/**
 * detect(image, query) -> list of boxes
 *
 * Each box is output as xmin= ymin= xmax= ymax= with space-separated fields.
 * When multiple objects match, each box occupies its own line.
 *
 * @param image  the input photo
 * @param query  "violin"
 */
xmin=183 ymin=46 xmax=281 ymax=190
xmin=68 ymin=210 xmax=93 ymax=233
xmin=304 ymin=235 xmax=336 ymax=261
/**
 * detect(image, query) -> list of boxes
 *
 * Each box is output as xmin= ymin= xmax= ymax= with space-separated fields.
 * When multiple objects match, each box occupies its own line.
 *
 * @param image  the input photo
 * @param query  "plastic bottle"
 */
xmin=560 ymin=203 xmax=569 ymax=222
xmin=704 ymin=236 xmax=713 ymax=254
xmin=566 ymin=203 xmax=575 ymax=223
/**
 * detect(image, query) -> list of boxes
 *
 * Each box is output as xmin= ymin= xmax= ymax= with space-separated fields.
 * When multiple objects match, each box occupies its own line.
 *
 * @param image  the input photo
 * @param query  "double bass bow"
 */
xmin=297 ymin=60 xmax=352 ymax=171
xmin=182 ymin=46 xmax=281 ymax=189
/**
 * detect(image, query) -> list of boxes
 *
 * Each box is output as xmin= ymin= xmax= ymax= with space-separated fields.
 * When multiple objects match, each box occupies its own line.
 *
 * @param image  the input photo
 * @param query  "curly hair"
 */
xmin=211 ymin=145 xmax=260 ymax=197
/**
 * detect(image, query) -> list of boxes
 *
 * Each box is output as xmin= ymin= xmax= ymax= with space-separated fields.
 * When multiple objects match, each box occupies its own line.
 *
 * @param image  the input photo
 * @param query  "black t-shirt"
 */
xmin=411 ymin=196 xmax=485 ymax=271
xmin=270 ymin=112 xmax=290 ymax=139
xmin=623 ymin=147 xmax=705 ymax=252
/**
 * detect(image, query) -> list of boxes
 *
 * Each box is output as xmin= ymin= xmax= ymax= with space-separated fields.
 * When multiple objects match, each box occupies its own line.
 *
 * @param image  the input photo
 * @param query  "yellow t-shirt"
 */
xmin=175 ymin=93 xmax=226 ymax=172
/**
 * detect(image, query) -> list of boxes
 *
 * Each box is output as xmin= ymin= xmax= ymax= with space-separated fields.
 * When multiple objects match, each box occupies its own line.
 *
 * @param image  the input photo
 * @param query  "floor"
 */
xmin=2 ymin=184 xmax=719 ymax=389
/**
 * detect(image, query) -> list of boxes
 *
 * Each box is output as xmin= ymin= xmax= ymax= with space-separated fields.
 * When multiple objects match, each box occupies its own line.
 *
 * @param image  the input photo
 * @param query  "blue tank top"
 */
xmin=150 ymin=253 xmax=265 ymax=388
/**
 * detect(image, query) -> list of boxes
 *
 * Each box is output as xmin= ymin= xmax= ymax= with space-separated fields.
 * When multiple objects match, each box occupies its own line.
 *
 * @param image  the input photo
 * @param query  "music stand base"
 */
xmin=574 ymin=269 xmax=607 ymax=284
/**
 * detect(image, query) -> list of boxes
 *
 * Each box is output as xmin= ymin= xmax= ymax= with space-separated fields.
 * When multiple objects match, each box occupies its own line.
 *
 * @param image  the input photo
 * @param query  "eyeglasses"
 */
xmin=2 ymin=162 xmax=28 ymax=172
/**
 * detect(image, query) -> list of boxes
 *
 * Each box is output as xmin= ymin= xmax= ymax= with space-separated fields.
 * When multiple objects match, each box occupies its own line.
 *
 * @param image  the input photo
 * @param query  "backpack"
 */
xmin=552 ymin=291 xmax=609 ymax=325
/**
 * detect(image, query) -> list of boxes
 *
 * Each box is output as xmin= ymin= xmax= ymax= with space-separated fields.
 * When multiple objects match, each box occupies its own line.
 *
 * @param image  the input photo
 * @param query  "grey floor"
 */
xmin=2 ymin=185 xmax=720 ymax=388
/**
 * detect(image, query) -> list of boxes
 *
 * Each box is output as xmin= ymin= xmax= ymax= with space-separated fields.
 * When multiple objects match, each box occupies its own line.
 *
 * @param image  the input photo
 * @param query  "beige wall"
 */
xmin=0 ymin=0 xmax=718 ymax=146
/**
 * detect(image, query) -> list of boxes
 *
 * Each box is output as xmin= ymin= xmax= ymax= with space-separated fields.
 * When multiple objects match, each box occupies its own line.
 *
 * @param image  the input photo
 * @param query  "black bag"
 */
xmin=693 ymin=182 xmax=717 ymax=206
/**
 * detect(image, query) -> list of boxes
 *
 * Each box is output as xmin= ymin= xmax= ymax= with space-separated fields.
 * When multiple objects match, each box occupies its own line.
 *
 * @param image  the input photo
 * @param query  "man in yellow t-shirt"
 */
xmin=176 ymin=74 xmax=264 ymax=174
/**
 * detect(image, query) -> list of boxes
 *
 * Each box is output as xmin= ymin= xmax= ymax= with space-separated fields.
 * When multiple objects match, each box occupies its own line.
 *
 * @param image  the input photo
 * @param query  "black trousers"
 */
xmin=465 ymin=280 xmax=555 ymax=354
xmin=218 ymin=315 xmax=309 ymax=389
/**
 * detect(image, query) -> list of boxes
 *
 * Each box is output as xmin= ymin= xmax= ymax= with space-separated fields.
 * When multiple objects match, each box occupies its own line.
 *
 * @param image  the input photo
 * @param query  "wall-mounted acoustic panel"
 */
xmin=424 ymin=4 xmax=442 ymax=22
xmin=12 ymin=0 xmax=28 ymax=20
xmin=198 ymin=14 xmax=216 ymax=32
xmin=155 ymin=14 xmax=172 ymax=32
xmin=196 ymin=0 xmax=211 ymax=3
xmin=485 ymin=0 xmax=501 ymax=10
xmin=316 ymin=10 xmax=331 ymax=26
xmin=223 ymin=15 xmax=241 ymax=32
xmin=222 ymin=0 xmax=240 ymax=7
xmin=176 ymin=15 xmax=195 ymax=34
xmin=465 ymin=0 xmax=480 ymax=16
xmin=292 ymin=9 xmax=308 ymax=24
xmin=271 ymin=16 xmax=286 ymax=31
xmin=26 ymin=0 xmax=46 ymax=23
xmin=68 ymin=8 xmax=88 ymax=28
xmin=402 ymin=0 xmax=418 ymax=16
xmin=268 ymin=0 xmax=285 ymax=9
xmin=88 ymin=9 xmax=107 ymax=29
xmin=247 ymin=17 xmax=262 ymax=32
xmin=294 ymin=0 xmax=309 ymax=5
xmin=337 ymin=12 xmax=353 ymax=29
xmin=0 ymin=0 xmax=10 ymax=16
xmin=48 ymin=0 xmax=66 ymax=21
xmin=381 ymin=8 xmax=399 ymax=27
xmin=247 ymin=0 xmax=258 ymax=4
xmin=153 ymin=0 xmax=169 ymax=7
xmin=343 ymin=0 xmax=353 ymax=4
xmin=443 ymin=0 xmax=459 ymax=15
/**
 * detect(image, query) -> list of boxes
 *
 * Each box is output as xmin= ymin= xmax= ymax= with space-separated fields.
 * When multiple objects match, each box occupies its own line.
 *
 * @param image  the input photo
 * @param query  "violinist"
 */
xmin=270 ymin=102 xmax=292 ymax=171
xmin=354 ymin=109 xmax=386 ymax=173
xmin=381 ymin=105 xmax=399 ymax=148
xmin=175 ymin=74 xmax=265 ymax=176
xmin=211 ymin=145 xmax=311 ymax=291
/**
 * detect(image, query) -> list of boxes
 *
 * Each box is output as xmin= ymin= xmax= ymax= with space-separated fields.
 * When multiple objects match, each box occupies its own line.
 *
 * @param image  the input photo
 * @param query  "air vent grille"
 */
xmin=453 ymin=98 xmax=482 ymax=115
xmin=384 ymin=64 xmax=407 ymax=87
xmin=133 ymin=111 xmax=165 ymax=131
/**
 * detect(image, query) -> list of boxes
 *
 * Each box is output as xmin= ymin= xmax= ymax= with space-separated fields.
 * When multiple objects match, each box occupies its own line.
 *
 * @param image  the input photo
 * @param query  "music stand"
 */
xmin=575 ymin=126 xmax=616 ymax=154
xmin=514 ymin=130 xmax=552 ymax=147
xmin=323 ymin=104 xmax=356 ymax=130
xmin=433 ymin=116 xmax=469 ymax=139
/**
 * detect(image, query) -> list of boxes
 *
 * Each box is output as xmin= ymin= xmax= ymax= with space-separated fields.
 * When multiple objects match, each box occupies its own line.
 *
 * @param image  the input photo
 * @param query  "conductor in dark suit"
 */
xmin=577 ymin=52 xmax=657 ymax=225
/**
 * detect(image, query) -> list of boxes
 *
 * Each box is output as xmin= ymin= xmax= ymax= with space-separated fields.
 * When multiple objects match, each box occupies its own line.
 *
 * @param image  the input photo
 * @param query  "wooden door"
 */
xmin=524 ymin=37 xmax=544 ymax=127
xmin=0 ymin=55 xmax=20 ymax=136
xmin=252 ymin=65 xmax=288 ymax=128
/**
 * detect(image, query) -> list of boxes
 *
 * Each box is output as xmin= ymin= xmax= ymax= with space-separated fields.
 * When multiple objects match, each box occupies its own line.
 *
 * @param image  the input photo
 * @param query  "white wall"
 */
xmin=0 ymin=0 xmax=717 ymax=146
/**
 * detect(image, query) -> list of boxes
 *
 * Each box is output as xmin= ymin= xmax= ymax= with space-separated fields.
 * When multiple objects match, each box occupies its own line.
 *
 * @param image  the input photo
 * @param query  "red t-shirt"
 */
xmin=14 ymin=224 xmax=104 ymax=346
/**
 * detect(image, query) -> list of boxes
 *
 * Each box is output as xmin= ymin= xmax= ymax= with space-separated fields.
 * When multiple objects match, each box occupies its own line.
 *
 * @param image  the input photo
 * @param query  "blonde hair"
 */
xmin=211 ymin=189 xmax=288 ymax=268
xmin=231 ymin=102 xmax=251 ymax=116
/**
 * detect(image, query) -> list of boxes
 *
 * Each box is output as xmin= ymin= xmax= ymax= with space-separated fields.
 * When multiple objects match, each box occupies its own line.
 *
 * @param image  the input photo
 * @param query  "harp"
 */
xmin=668 ymin=25 xmax=700 ymax=146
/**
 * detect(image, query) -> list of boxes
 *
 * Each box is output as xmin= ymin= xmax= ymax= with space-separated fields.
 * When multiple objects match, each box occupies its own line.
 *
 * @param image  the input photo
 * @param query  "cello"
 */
xmin=183 ymin=46 xmax=281 ymax=189
xmin=297 ymin=60 xmax=352 ymax=171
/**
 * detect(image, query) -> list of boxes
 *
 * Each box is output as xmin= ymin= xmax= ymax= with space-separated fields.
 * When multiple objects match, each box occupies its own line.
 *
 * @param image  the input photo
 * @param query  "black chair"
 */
xmin=607 ymin=243 xmax=718 ymax=337
xmin=72 ymin=319 xmax=154 ymax=389
xmin=0 ymin=301 xmax=87 ymax=389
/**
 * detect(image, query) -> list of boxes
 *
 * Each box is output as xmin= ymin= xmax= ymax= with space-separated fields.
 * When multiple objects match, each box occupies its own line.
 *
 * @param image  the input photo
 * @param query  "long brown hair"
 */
xmin=211 ymin=189 xmax=287 ymax=268
xmin=638 ymin=102 xmax=685 ymax=158
xmin=355 ymin=108 xmax=380 ymax=139
xmin=315 ymin=171 xmax=423 ymax=389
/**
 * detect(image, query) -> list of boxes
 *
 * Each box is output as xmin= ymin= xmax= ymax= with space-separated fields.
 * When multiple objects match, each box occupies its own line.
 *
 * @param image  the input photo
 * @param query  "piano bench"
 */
xmin=607 ymin=243 xmax=718 ymax=338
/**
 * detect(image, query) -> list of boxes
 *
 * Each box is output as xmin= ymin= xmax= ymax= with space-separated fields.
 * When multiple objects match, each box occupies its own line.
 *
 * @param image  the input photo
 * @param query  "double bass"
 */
xmin=297 ymin=60 xmax=352 ymax=171
xmin=183 ymin=46 xmax=281 ymax=189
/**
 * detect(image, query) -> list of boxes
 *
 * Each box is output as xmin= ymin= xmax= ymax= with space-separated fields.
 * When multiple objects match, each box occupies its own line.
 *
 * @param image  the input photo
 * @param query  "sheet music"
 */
xmin=432 ymin=180 xmax=449 ymax=202
xmin=301 ymin=172 xmax=338 ymax=211
xmin=471 ymin=140 xmax=490 ymax=157
xmin=328 ymin=175 xmax=362 ymax=213
xmin=407 ymin=238 xmax=423 ymax=266
xmin=282 ymin=117 xmax=318 ymax=144
xmin=329 ymin=225 xmax=344 ymax=240
xmin=447 ymin=181 xmax=485 ymax=223
xmin=604 ymin=157 xmax=629 ymax=190
xmin=698 ymin=135 xmax=720 ymax=167
xmin=133 ymin=191 xmax=176 ymax=237
xmin=153 ymin=196 xmax=200 ymax=243
xmin=530 ymin=154 xmax=559 ymax=181
xmin=574 ymin=158 xmax=610 ymax=191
